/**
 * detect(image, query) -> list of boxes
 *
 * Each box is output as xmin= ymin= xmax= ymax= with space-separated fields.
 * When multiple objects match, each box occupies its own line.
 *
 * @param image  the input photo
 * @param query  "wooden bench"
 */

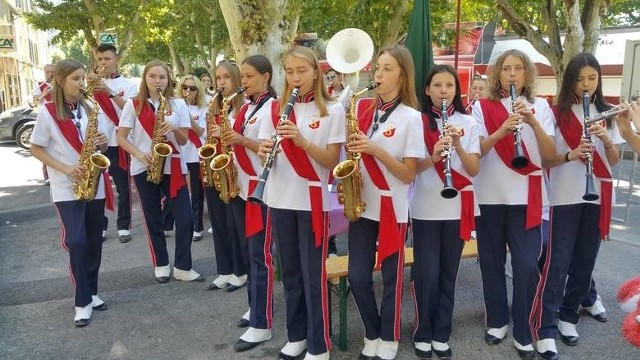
xmin=325 ymin=240 xmax=478 ymax=351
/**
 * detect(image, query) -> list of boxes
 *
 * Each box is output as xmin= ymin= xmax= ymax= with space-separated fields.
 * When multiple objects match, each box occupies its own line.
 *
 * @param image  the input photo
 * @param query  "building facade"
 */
xmin=0 ymin=0 xmax=52 ymax=112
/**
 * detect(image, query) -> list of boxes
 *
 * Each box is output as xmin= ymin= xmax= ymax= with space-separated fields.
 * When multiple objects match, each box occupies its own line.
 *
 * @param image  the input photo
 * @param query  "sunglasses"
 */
xmin=326 ymin=74 xmax=337 ymax=80
xmin=474 ymin=74 xmax=488 ymax=80
xmin=182 ymin=85 xmax=198 ymax=91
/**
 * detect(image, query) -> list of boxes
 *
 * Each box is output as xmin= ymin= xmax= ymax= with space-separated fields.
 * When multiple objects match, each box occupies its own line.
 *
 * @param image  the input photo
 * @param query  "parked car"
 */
xmin=0 ymin=105 xmax=37 ymax=149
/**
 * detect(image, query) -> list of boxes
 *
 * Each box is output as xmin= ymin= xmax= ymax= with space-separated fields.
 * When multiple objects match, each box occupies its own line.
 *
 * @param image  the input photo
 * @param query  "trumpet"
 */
xmin=37 ymin=84 xmax=53 ymax=102
xmin=248 ymin=87 xmax=300 ymax=205
xmin=439 ymin=98 xmax=458 ymax=199
xmin=510 ymin=81 xmax=529 ymax=169
xmin=582 ymin=91 xmax=599 ymax=201
xmin=585 ymin=104 xmax=627 ymax=125
xmin=206 ymin=85 xmax=218 ymax=95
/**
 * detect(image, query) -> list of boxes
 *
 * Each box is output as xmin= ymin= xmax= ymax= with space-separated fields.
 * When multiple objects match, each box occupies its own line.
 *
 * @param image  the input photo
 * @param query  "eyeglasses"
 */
xmin=182 ymin=85 xmax=198 ymax=91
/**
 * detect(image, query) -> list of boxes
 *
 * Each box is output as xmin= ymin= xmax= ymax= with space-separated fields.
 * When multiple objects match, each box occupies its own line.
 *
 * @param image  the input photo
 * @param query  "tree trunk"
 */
xmin=118 ymin=0 xmax=146 ymax=64
xmin=168 ymin=43 xmax=185 ymax=77
xmin=218 ymin=0 xmax=292 ymax=93
xmin=381 ymin=0 xmax=409 ymax=48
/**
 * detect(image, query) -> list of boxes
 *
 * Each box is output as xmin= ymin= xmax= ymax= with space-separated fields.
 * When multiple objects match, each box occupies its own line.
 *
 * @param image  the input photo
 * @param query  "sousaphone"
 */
xmin=326 ymin=28 xmax=374 ymax=74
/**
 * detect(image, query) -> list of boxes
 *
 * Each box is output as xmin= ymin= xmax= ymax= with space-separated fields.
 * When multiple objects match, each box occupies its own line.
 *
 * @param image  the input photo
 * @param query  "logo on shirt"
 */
xmin=193 ymin=115 xmax=199 ymax=120
xmin=309 ymin=119 xmax=320 ymax=129
xmin=165 ymin=110 xmax=173 ymax=116
xmin=383 ymin=124 xmax=396 ymax=137
xmin=248 ymin=117 xmax=257 ymax=125
xmin=118 ymin=90 xmax=125 ymax=97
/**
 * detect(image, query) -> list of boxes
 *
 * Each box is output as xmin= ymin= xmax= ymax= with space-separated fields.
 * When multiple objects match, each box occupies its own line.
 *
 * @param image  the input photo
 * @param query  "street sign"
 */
xmin=99 ymin=33 xmax=117 ymax=46
xmin=0 ymin=35 xmax=14 ymax=51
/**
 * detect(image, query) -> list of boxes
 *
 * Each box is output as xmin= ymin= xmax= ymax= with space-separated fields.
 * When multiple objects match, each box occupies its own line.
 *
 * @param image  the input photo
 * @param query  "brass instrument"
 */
xmin=206 ymin=85 xmax=217 ymax=95
xmin=199 ymin=88 xmax=222 ymax=187
xmin=585 ymin=104 xmax=627 ymax=125
xmin=85 ymin=67 xmax=106 ymax=96
xmin=248 ymin=87 xmax=299 ymax=205
xmin=510 ymin=81 xmax=529 ymax=168
xmin=74 ymin=90 xmax=111 ymax=200
xmin=439 ymin=98 xmax=458 ymax=199
xmin=147 ymin=87 xmax=172 ymax=184
xmin=37 ymin=84 xmax=53 ymax=103
xmin=582 ymin=91 xmax=599 ymax=201
xmin=211 ymin=87 xmax=245 ymax=204
xmin=333 ymin=83 xmax=376 ymax=221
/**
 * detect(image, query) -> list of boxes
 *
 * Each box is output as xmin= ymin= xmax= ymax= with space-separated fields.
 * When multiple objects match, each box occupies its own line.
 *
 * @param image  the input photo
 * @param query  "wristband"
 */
xmin=564 ymin=151 xmax=571 ymax=162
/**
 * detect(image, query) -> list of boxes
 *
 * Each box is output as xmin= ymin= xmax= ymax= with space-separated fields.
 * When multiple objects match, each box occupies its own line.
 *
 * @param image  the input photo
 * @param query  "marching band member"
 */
xmin=472 ymin=49 xmax=555 ymax=359
xmin=531 ymin=53 xmax=623 ymax=360
xmin=200 ymin=73 xmax=214 ymax=102
xmin=204 ymin=60 xmax=248 ymax=291
xmin=224 ymin=55 xmax=278 ymax=352
xmin=346 ymin=45 xmax=424 ymax=360
xmin=410 ymin=64 xmax=480 ymax=359
xmin=90 ymin=43 xmax=138 ymax=243
xmin=465 ymin=74 xmax=488 ymax=114
xmin=30 ymin=59 xmax=110 ymax=326
xmin=257 ymin=46 xmax=345 ymax=360
xmin=325 ymin=68 xmax=352 ymax=110
xmin=117 ymin=60 xmax=203 ymax=283
xmin=31 ymin=63 xmax=55 ymax=106
xmin=615 ymin=100 xmax=640 ymax=154
xmin=176 ymin=75 xmax=208 ymax=241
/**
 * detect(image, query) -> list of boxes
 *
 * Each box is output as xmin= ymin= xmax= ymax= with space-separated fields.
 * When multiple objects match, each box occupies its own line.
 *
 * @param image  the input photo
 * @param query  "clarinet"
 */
xmin=248 ymin=87 xmax=300 ymax=205
xmin=582 ymin=91 xmax=599 ymax=201
xmin=510 ymin=81 xmax=529 ymax=168
xmin=439 ymin=99 xmax=458 ymax=199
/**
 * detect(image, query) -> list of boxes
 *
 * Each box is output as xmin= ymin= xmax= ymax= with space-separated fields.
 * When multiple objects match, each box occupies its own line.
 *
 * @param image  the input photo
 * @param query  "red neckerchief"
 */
xmin=132 ymin=98 xmax=185 ymax=198
xmin=186 ymin=106 xmax=203 ymax=148
xmin=234 ymin=102 xmax=264 ymax=237
xmin=553 ymin=106 xmax=612 ymax=239
xmin=422 ymin=113 xmax=475 ymax=241
xmin=45 ymin=103 xmax=114 ymax=210
xmin=39 ymin=82 xmax=52 ymax=102
xmin=271 ymin=101 xmax=324 ymax=247
xmin=94 ymin=89 xmax=129 ymax=171
xmin=357 ymin=98 xmax=403 ymax=267
xmin=479 ymin=98 xmax=542 ymax=229
xmin=298 ymin=90 xmax=315 ymax=103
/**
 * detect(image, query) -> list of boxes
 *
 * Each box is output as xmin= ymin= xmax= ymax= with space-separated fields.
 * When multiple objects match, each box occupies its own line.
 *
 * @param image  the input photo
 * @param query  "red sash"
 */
xmin=133 ymin=99 xmax=185 ymax=198
xmin=479 ymin=99 xmax=542 ymax=229
xmin=422 ymin=114 xmax=475 ymax=241
xmin=45 ymin=103 xmax=114 ymax=210
xmin=94 ymin=91 xmax=129 ymax=171
xmin=39 ymin=82 xmax=52 ymax=102
xmin=187 ymin=130 xmax=203 ymax=148
xmin=234 ymin=103 xmax=263 ymax=238
xmin=271 ymin=101 xmax=324 ymax=247
xmin=357 ymin=99 xmax=403 ymax=267
xmin=553 ymin=107 xmax=613 ymax=240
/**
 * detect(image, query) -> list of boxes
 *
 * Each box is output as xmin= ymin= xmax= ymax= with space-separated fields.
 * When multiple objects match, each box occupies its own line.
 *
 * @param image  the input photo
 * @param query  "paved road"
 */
xmin=0 ymin=142 xmax=639 ymax=359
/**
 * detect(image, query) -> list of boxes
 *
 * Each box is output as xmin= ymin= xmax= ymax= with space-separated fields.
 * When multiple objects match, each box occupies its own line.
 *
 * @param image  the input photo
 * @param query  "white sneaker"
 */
xmin=375 ymin=339 xmax=398 ymax=360
xmin=173 ymin=268 xmax=204 ymax=282
xmin=304 ymin=351 xmax=329 ymax=360
xmin=228 ymin=274 xmax=248 ymax=287
xmin=192 ymin=231 xmax=203 ymax=241
xmin=101 ymin=230 xmax=107 ymax=238
xmin=207 ymin=274 xmax=232 ymax=290
xmin=74 ymin=304 xmax=92 ymax=327
xmin=90 ymin=295 xmax=107 ymax=310
xmin=535 ymin=338 xmax=557 ymax=353
xmin=207 ymin=227 xmax=213 ymax=234
xmin=239 ymin=327 xmax=272 ymax=343
xmin=362 ymin=337 xmax=380 ymax=357
xmin=154 ymin=265 xmax=171 ymax=283
xmin=281 ymin=340 xmax=307 ymax=358
xmin=118 ymin=229 xmax=131 ymax=237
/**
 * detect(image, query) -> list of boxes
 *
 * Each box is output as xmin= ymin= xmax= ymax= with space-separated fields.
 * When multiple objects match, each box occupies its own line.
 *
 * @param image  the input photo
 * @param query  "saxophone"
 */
xmin=332 ymin=83 xmax=376 ymax=221
xmin=146 ymin=87 xmax=172 ymax=184
xmin=199 ymin=89 xmax=222 ymax=188
xmin=74 ymin=90 xmax=111 ymax=200
xmin=211 ymin=87 xmax=244 ymax=204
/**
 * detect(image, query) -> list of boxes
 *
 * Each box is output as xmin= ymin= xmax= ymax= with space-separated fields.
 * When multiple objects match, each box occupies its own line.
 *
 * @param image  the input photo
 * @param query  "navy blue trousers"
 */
xmin=348 ymin=217 xmax=407 ymax=342
xmin=133 ymin=172 xmax=193 ymax=270
xmin=476 ymin=204 xmax=541 ymax=346
xmin=532 ymin=204 xmax=601 ymax=340
xmin=161 ymin=162 xmax=205 ymax=233
xmin=411 ymin=218 xmax=466 ymax=343
xmin=55 ymin=199 xmax=105 ymax=307
xmin=203 ymin=187 xmax=245 ymax=276
xmin=271 ymin=208 xmax=330 ymax=355
xmin=103 ymin=146 xmax=131 ymax=230
xmin=229 ymin=199 xmax=273 ymax=329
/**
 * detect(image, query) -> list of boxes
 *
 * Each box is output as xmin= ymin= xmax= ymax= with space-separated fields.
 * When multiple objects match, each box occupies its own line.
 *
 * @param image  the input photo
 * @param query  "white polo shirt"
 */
xmin=234 ymin=97 xmax=275 ymax=200
xmin=410 ymin=111 xmax=481 ymax=220
xmin=119 ymin=97 xmax=190 ymax=176
xmin=181 ymin=103 xmax=208 ymax=163
xmin=101 ymin=76 xmax=138 ymax=146
xmin=357 ymin=101 xmax=425 ymax=223
xmin=30 ymin=103 xmax=109 ymax=202
xmin=473 ymin=96 xmax=554 ymax=205
xmin=549 ymin=103 xmax=624 ymax=206
xmin=258 ymin=101 xmax=346 ymax=211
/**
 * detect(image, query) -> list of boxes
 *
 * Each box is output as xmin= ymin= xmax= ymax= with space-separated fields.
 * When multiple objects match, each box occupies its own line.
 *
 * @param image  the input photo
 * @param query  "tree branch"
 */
xmin=381 ymin=0 xmax=409 ymax=48
xmin=581 ymin=0 xmax=608 ymax=53
xmin=118 ymin=0 xmax=146 ymax=63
